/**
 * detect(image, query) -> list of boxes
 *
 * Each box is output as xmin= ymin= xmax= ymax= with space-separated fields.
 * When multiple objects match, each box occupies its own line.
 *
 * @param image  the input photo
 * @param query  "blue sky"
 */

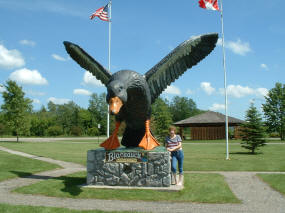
xmin=0 ymin=0 xmax=284 ymax=120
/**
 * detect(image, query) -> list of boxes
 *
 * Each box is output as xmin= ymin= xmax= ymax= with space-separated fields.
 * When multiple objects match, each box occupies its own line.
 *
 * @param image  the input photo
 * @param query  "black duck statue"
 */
xmin=64 ymin=33 xmax=218 ymax=150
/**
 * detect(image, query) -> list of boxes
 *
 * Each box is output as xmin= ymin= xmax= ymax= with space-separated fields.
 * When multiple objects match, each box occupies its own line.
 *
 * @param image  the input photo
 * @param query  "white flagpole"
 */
xmin=107 ymin=0 xmax=112 ymax=138
xmin=220 ymin=0 xmax=229 ymax=160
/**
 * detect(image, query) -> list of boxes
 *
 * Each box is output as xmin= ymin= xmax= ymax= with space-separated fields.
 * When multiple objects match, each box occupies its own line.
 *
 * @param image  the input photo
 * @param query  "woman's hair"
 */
xmin=169 ymin=126 xmax=176 ymax=132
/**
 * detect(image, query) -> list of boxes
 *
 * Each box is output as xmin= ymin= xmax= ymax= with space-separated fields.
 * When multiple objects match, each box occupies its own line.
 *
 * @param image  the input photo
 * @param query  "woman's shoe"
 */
xmin=171 ymin=173 xmax=177 ymax=185
xmin=177 ymin=174 xmax=183 ymax=186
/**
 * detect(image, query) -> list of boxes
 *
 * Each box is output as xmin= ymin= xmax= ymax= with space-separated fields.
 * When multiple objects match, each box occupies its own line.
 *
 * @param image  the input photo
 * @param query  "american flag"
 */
xmin=90 ymin=3 xmax=110 ymax=21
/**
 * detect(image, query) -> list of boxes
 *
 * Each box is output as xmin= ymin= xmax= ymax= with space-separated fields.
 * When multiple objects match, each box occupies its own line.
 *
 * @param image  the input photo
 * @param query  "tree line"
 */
xmin=0 ymin=80 xmax=202 ymax=141
xmin=0 ymin=80 xmax=284 ymax=142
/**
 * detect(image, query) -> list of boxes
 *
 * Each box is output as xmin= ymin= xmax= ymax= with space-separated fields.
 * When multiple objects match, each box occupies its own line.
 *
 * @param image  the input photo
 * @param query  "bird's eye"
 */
xmin=118 ymin=86 xmax=123 ymax=92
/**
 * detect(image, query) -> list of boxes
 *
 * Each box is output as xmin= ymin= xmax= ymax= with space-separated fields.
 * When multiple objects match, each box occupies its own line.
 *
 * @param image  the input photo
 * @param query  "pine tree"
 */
xmin=1 ymin=80 xmax=32 ymax=142
xmin=240 ymin=103 xmax=266 ymax=154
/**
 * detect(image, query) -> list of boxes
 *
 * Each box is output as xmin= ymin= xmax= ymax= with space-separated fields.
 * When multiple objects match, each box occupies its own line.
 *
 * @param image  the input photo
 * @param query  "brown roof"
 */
xmin=173 ymin=111 xmax=244 ymax=127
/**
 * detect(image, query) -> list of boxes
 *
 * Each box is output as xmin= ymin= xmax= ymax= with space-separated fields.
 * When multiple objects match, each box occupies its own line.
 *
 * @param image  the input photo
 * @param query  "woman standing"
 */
xmin=165 ymin=126 xmax=184 ymax=185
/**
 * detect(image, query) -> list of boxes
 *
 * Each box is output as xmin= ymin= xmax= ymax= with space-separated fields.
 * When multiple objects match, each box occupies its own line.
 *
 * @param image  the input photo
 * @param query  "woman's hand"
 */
xmin=167 ymin=142 xmax=182 ymax=152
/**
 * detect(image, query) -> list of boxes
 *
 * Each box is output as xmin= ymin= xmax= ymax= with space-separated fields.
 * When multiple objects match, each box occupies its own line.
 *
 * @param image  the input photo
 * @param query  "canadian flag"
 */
xmin=199 ymin=0 xmax=220 ymax=11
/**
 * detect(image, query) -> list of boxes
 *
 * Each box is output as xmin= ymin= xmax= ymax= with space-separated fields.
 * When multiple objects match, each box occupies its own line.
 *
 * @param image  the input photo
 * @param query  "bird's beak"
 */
xmin=109 ymin=97 xmax=123 ymax=115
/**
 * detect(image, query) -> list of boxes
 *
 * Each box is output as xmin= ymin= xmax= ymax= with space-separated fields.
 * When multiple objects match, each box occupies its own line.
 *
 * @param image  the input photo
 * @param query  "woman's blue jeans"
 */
xmin=170 ymin=149 xmax=184 ymax=174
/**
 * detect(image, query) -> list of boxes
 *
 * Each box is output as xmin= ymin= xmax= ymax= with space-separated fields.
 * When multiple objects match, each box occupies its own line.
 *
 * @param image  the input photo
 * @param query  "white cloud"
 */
xmin=32 ymin=99 xmax=41 ymax=104
xmin=0 ymin=85 xmax=6 ymax=93
xmin=0 ymin=44 xmax=25 ymax=69
xmin=9 ymin=68 xmax=48 ymax=85
xmin=260 ymin=63 xmax=269 ymax=70
xmin=226 ymin=85 xmax=254 ymax=98
xmin=217 ymin=38 xmax=251 ymax=56
xmin=219 ymin=85 xmax=268 ymax=98
xmin=164 ymin=85 xmax=181 ymax=95
xmin=19 ymin=40 xmax=36 ymax=47
xmin=186 ymin=89 xmax=194 ymax=95
xmin=25 ymin=90 xmax=46 ymax=96
xmin=217 ymin=38 xmax=223 ymax=46
xmin=209 ymin=103 xmax=225 ymax=111
xmin=51 ymin=54 xmax=68 ymax=61
xmin=48 ymin=97 xmax=70 ymax=105
xmin=73 ymin=88 xmax=92 ymax=96
xmin=83 ymin=71 xmax=104 ymax=87
xmin=201 ymin=82 xmax=215 ymax=95
xmin=249 ymin=99 xmax=255 ymax=104
xmin=256 ymin=88 xmax=268 ymax=97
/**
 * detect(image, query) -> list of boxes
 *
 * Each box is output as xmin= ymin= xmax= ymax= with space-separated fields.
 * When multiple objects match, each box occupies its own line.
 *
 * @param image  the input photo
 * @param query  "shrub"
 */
xmin=47 ymin=126 xmax=63 ymax=136
xmin=30 ymin=118 xmax=48 ymax=136
xmin=70 ymin=126 xmax=82 ymax=136
xmin=269 ymin=132 xmax=280 ymax=138
xmin=0 ymin=123 xmax=5 ymax=136
xmin=87 ymin=127 xmax=99 ymax=136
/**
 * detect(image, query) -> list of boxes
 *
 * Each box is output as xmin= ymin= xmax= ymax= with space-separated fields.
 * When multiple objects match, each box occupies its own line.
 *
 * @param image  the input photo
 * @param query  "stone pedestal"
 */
xmin=87 ymin=146 xmax=171 ymax=187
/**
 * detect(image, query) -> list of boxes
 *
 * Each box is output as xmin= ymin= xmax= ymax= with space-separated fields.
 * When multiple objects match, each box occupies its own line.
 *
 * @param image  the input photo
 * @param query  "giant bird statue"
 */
xmin=64 ymin=33 xmax=218 ymax=150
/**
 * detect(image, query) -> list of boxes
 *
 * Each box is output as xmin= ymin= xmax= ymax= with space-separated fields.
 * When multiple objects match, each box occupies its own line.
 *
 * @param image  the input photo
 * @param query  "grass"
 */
xmin=257 ymin=174 xmax=285 ymax=195
xmin=183 ymin=143 xmax=285 ymax=171
xmin=0 ymin=150 xmax=60 ymax=182
xmin=0 ymin=141 xmax=99 ymax=165
xmin=14 ymin=172 xmax=239 ymax=203
xmin=0 ymin=203 xmax=133 ymax=213
xmin=1 ymin=141 xmax=285 ymax=171
xmin=183 ymin=139 xmax=285 ymax=143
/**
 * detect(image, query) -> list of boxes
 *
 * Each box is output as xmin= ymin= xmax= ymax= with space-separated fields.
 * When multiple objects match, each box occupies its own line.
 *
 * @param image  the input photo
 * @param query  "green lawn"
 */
xmin=0 ymin=203 xmax=133 ymax=213
xmin=0 ymin=142 xmax=99 ymax=165
xmin=14 ymin=172 xmax=239 ymax=203
xmin=183 ymin=143 xmax=285 ymax=171
xmin=257 ymin=174 xmax=285 ymax=195
xmin=183 ymin=139 xmax=285 ymax=143
xmin=0 ymin=150 xmax=60 ymax=182
xmin=1 ymin=141 xmax=285 ymax=171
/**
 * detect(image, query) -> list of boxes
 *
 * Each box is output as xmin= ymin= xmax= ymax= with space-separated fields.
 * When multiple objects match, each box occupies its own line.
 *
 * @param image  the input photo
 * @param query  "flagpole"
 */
xmin=220 ymin=0 xmax=229 ymax=160
xmin=107 ymin=0 xmax=112 ymax=138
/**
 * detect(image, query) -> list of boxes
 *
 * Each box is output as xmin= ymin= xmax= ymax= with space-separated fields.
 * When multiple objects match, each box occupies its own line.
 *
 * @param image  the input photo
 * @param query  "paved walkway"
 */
xmin=0 ymin=137 xmax=105 ymax=142
xmin=0 ymin=146 xmax=285 ymax=213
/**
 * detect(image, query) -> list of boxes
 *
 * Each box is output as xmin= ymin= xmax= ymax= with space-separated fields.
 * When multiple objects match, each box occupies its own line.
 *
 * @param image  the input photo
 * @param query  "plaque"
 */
xmin=105 ymin=151 xmax=148 ymax=163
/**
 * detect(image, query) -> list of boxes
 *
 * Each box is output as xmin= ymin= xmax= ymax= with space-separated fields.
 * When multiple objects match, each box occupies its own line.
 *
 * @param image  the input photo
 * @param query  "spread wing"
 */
xmin=63 ymin=41 xmax=111 ymax=86
xmin=145 ymin=33 xmax=218 ymax=103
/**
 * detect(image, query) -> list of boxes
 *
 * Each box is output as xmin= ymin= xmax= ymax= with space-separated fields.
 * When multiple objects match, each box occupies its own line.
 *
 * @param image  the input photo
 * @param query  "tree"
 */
xmin=151 ymin=97 xmax=173 ymax=143
xmin=47 ymin=101 xmax=57 ymax=113
xmin=55 ymin=101 xmax=80 ymax=134
xmin=262 ymin=82 xmax=285 ymax=140
xmin=1 ymin=80 xmax=32 ymax=141
xmin=169 ymin=96 xmax=202 ymax=122
xmin=78 ymin=109 xmax=92 ymax=134
xmin=240 ymin=103 xmax=266 ymax=154
xmin=0 ymin=112 xmax=9 ymax=136
xmin=47 ymin=125 xmax=63 ymax=136
xmin=30 ymin=116 xmax=49 ymax=136
xmin=88 ymin=93 xmax=108 ymax=135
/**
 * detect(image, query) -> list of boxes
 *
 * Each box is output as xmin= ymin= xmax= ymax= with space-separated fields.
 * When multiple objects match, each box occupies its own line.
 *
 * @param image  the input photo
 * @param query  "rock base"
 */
xmin=87 ymin=146 xmax=171 ymax=187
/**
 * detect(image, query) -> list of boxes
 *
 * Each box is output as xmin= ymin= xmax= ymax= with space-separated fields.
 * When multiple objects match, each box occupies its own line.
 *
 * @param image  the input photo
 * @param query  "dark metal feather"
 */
xmin=145 ymin=33 xmax=218 ymax=103
xmin=63 ymin=41 xmax=111 ymax=86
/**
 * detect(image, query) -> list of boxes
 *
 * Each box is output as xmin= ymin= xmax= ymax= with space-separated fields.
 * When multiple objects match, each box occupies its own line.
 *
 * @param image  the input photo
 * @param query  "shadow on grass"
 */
xmin=0 ymin=141 xmax=23 ymax=143
xmin=10 ymin=170 xmax=85 ymax=196
xmin=229 ymin=152 xmax=263 ymax=155
xmin=57 ymin=175 xmax=85 ymax=196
